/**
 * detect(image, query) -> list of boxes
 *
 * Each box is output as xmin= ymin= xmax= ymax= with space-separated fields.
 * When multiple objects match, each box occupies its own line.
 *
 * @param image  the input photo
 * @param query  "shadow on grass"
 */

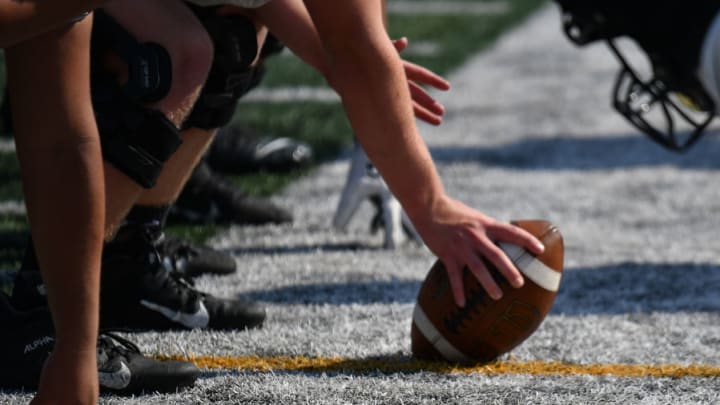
xmin=242 ymin=262 xmax=720 ymax=315
xmin=228 ymin=241 xmax=385 ymax=257
xmin=429 ymin=132 xmax=720 ymax=171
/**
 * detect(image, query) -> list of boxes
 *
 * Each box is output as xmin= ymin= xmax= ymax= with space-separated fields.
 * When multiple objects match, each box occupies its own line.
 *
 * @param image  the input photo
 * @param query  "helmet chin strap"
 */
xmin=607 ymin=40 xmax=715 ymax=152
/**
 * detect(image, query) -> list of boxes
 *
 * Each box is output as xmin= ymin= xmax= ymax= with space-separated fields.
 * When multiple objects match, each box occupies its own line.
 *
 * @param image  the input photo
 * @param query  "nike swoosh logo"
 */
xmin=140 ymin=299 xmax=210 ymax=329
xmin=98 ymin=361 xmax=132 ymax=390
xmin=254 ymin=138 xmax=296 ymax=160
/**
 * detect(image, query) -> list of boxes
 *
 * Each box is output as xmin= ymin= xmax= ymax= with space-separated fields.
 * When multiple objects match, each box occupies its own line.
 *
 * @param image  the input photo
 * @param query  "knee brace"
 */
xmin=183 ymin=7 xmax=261 ymax=130
xmin=92 ymin=11 xmax=173 ymax=103
xmin=91 ymin=10 xmax=182 ymax=188
xmin=93 ymin=80 xmax=182 ymax=188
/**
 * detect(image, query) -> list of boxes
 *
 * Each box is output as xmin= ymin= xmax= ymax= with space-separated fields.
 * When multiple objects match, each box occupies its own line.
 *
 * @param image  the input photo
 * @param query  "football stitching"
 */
xmin=443 ymin=266 xmax=509 ymax=334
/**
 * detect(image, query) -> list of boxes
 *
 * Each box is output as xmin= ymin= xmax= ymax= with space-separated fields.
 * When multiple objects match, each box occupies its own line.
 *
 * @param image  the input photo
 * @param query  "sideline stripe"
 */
xmin=158 ymin=355 xmax=720 ymax=379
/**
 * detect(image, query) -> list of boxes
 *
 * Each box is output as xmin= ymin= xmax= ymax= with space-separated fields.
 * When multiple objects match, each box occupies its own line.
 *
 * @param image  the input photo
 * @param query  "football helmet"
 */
xmin=555 ymin=0 xmax=720 ymax=151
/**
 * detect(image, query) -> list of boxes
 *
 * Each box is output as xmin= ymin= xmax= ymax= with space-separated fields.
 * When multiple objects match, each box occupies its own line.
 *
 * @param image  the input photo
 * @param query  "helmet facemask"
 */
xmin=559 ymin=3 xmax=716 ymax=152
xmin=607 ymin=40 xmax=715 ymax=152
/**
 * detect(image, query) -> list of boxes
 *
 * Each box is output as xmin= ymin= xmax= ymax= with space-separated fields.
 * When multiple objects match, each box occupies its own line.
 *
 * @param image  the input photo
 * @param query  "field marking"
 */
xmin=159 ymin=355 xmax=720 ymax=379
xmin=243 ymin=87 xmax=340 ymax=104
xmin=386 ymin=1 xmax=509 ymax=16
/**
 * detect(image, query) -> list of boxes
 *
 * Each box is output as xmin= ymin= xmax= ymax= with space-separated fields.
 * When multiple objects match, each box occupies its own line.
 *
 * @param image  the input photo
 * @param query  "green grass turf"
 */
xmin=0 ymin=0 xmax=546 ymax=282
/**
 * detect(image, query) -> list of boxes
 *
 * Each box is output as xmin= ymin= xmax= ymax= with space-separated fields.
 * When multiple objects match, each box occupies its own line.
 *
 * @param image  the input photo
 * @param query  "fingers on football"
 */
xmin=464 ymin=251 xmax=504 ymax=300
xmin=477 ymin=238 xmax=524 ymax=290
xmin=444 ymin=260 xmax=466 ymax=308
xmin=493 ymin=223 xmax=545 ymax=255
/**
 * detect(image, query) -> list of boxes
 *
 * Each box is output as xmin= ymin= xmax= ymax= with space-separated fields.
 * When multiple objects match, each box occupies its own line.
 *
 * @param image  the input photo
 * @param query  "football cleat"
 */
xmin=100 ymin=222 xmax=267 ymax=331
xmin=170 ymin=161 xmax=293 ymax=225
xmin=13 ymin=223 xmax=266 ymax=331
xmin=0 ymin=293 xmax=200 ymax=394
xmin=206 ymin=124 xmax=313 ymax=174
xmin=156 ymin=233 xmax=237 ymax=278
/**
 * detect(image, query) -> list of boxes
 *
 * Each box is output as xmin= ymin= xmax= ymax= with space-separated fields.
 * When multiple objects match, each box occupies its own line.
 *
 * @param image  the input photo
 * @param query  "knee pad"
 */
xmin=92 ymin=10 xmax=173 ymax=103
xmin=93 ymin=82 xmax=182 ymax=188
xmin=183 ymin=7 xmax=260 ymax=130
xmin=91 ymin=11 xmax=182 ymax=188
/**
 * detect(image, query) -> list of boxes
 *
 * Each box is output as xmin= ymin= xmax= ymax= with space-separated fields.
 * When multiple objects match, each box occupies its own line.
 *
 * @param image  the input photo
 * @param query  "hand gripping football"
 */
xmin=411 ymin=220 xmax=564 ymax=363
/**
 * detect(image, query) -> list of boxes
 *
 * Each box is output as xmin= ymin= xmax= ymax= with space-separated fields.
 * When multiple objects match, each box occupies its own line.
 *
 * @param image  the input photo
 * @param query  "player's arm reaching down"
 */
xmin=5 ymin=14 xmax=103 ymax=405
xmin=250 ymin=0 xmax=545 ymax=306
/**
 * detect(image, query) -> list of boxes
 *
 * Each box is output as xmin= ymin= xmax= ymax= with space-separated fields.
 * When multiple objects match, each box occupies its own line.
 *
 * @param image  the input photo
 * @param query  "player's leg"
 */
xmin=168 ymin=6 xmax=293 ymax=228
xmin=4 ymin=0 xmax=213 ymax=394
xmin=134 ymin=6 xmax=289 ymax=280
xmin=2 ymin=6 xmax=205 ymax=396
xmin=102 ymin=2 xmax=242 ymax=279
xmin=93 ymin=0 xmax=266 ymax=331
xmin=96 ymin=0 xmax=215 ymax=232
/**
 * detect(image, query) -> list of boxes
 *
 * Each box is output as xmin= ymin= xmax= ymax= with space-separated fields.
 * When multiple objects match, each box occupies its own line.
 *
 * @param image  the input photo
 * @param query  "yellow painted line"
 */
xmin=157 ymin=355 xmax=720 ymax=379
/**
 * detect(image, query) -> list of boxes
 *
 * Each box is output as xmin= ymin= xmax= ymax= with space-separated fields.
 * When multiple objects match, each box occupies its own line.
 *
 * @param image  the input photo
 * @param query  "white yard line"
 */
xmin=0 ymin=138 xmax=15 ymax=152
xmin=242 ymin=87 xmax=341 ymax=104
xmin=386 ymin=1 xmax=509 ymax=16
xmin=0 ymin=200 xmax=26 ymax=215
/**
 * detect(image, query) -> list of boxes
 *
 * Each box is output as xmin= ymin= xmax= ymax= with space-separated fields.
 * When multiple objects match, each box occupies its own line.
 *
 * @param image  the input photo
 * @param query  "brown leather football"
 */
xmin=411 ymin=220 xmax=564 ymax=364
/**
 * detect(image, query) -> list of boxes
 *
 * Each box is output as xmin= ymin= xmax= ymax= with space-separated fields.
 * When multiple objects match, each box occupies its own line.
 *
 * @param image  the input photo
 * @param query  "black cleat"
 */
xmin=99 ymin=223 xmax=266 ymax=331
xmin=12 ymin=227 xmax=266 ymax=332
xmin=0 ymin=293 xmax=54 ymax=391
xmin=170 ymin=161 xmax=293 ymax=226
xmin=96 ymin=332 xmax=199 ymax=394
xmin=157 ymin=233 xmax=237 ymax=278
xmin=206 ymin=125 xmax=313 ymax=174
xmin=0 ymin=293 xmax=200 ymax=395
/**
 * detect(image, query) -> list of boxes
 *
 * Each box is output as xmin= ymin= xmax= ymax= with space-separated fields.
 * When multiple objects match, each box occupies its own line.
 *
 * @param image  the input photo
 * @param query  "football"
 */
xmin=411 ymin=220 xmax=564 ymax=364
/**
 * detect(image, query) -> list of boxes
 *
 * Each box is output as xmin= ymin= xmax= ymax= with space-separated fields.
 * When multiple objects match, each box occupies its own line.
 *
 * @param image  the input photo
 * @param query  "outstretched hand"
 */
xmin=394 ymin=37 xmax=450 ymax=126
xmin=409 ymin=196 xmax=545 ymax=307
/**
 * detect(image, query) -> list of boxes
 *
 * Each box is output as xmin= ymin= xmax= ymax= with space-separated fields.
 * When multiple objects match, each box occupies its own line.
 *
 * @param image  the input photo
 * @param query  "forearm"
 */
xmin=0 ymin=0 xmax=107 ymax=47
xmin=337 ymin=46 xmax=444 ymax=216
xmin=252 ymin=0 xmax=328 ymax=75
xmin=6 ymin=18 xmax=103 ymax=350
xmin=304 ymin=0 xmax=445 ymax=218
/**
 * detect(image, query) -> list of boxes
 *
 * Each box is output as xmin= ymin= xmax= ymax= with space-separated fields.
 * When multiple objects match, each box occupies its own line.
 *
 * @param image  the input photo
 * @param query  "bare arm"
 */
xmin=299 ymin=0 xmax=443 ymax=225
xmin=273 ymin=0 xmax=544 ymax=305
xmin=6 ymin=16 xmax=103 ymax=404
xmin=0 ymin=0 xmax=108 ymax=47
xmin=251 ymin=0 xmax=450 ymax=125
xmin=247 ymin=0 xmax=327 ymax=73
